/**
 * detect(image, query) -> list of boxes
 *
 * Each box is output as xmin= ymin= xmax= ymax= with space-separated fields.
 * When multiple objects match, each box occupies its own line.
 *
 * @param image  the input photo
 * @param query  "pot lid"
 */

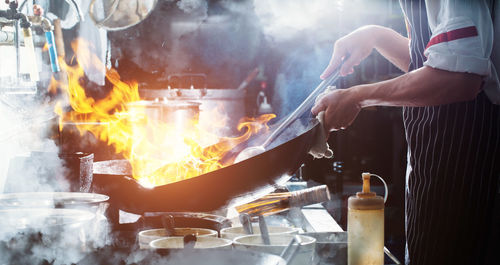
xmin=127 ymin=100 xmax=201 ymax=109
xmin=0 ymin=208 xmax=95 ymax=230
xmin=0 ymin=192 xmax=109 ymax=209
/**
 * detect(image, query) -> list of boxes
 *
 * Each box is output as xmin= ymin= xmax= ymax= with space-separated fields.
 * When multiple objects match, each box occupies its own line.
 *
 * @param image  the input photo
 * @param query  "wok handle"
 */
xmin=262 ymin=68 xmax=341 ymax=148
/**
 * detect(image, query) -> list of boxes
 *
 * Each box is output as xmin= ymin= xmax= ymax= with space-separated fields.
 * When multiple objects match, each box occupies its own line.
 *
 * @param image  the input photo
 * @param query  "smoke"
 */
xmin=0 ymin=95 xmax=69 ymax=192
xmin=0 ymin=208 xmax=109 ymax=265
xmin=251 ymin=0 xmax=344 ymax=117
xmin=253 ymin=0 xmax=342 ymax=43
xmin=176 ymin=0 xmax=208 ymax=15
xmin=0 ymin=96 xmax=111 ymax=264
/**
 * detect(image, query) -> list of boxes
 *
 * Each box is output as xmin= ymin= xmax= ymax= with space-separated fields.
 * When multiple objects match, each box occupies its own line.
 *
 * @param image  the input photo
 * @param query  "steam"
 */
xmin=0 ymin=96 xmax=110 ymax=264
xmin=0 ymin=208 xmax=109 ymax=265
xmin=0 ymin=95 xmax=68 ymax=193
xmin=176 ymin=0 xmax=208 ymax=15
xmin=254 ymin=0 xmax=342 ymax=43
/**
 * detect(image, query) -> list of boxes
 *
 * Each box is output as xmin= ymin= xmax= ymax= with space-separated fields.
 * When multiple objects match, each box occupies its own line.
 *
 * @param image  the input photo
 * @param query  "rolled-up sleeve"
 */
xmin=424 ymin=0 xmax=493 ymax=76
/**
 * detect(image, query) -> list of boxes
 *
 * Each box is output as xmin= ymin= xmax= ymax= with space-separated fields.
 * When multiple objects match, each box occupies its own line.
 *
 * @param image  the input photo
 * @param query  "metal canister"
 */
xmin=127 ymin=99 xmax=201 ymax=132
xmin=139 ymin=88 xmax=246 ymax=137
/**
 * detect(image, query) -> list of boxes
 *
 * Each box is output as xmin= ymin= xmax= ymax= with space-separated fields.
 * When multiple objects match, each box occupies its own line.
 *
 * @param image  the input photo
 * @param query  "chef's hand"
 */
xmin=311 ymin=88 xmax=361 ymax=132
xmin=320 ymin=26 xmax=378 ymax=79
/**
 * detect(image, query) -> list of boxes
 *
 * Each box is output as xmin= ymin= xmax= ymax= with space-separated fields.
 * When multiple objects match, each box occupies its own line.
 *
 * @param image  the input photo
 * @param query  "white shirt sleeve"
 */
xmin=424 ymin=0 xmax=494 ymax=76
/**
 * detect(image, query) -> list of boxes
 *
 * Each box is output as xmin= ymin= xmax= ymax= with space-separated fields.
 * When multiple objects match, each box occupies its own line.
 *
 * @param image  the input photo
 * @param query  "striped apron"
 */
xmin=399 ymin=0 xmax=500 ymax=264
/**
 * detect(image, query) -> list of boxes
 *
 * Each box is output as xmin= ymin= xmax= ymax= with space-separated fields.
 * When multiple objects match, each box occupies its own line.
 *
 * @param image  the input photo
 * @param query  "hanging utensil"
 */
xmin=258 ymin=215 xmax=270 ymax=245
xmin=237 ymin=67 xmax=260 ymax=90
xmin=183 ymin=234 xmax=197 ymax=249
xmin=239 ymin=213 xmax=254 ymax=235
xmin=280 ymin=234 xmax=303 ymax=265
xmin=161 ymin=214 xmax=175 ymax=237
xmin=234 ymin=68 xmax=341 ymax=163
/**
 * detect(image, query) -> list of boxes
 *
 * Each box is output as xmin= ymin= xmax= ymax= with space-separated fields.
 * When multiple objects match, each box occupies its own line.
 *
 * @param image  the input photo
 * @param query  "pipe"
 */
xmin=28 ymin=7 xmax=61 ymax=73
xmin=0 ymin=1 xmax=31 ymax=29
xmin=15 ymin=20 xmax=20 ymax=80
xmin=22 ymin=27 xmax=39 ymax=81
xmin=45 ymin=31 xmax=60 ymax=72
xmin=52 ymin=19 xmax=65 ymax=58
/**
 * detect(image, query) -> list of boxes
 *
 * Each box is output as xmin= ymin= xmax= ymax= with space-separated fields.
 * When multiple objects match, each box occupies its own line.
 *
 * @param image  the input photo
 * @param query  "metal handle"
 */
xmin=280 ymin=234 xmax=303 ymax=264
xmin=161 ymin=214 xmax=175 ymax=236
xmin=239 ymin=213 xmax=253 ymax=234
xmin=384 ymin=246 xmax=401 ymax=264
xmin=261 ymin=68 xmax=341 ymax=148
xmin=258 ymin=215 xmax=270 ymax=245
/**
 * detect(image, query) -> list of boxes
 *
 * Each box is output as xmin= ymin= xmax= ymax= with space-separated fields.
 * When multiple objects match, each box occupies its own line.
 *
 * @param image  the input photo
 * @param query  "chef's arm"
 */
xmin=354 ymin=66 xmax=481 ymax=107
xmin=371 ymin=26 xmax=410 ymax=73
xmin=320 ymin=25 xmax=410 ymax=78
xmin=312 ymin=66 xmax=481 ymax=131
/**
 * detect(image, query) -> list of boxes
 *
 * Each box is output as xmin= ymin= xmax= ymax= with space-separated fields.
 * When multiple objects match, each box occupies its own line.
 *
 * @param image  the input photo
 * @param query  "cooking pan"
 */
xmin=92 ymin=117 xmax=320 ymax=214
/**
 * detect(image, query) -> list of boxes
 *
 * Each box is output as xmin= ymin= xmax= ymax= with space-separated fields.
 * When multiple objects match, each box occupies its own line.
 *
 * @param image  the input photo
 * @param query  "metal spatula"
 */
xmin=235 ymin=68 xmax=341 ymax=163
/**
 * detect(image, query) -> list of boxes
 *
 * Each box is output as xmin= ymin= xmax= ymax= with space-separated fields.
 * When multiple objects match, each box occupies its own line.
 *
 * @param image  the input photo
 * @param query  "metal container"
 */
xmin=220 ymin=225 xmax=299 ymax=240
xmin=301 ymin=232 xmax=347 ymax=265
xmin=59 ymin=152 xmax=94 ymax=192
xmin=0 ymin=192 xmax=109 ymax=211
xmin=127 ymin=99 xmax=201 ymax=132
xmin=0 ymin=208 xmax=96 ymax=264
xmin=138 ymin=227 xmax=217 ymax=249
xmin=77 ymin=249 xmax=287 ymax=265
xmin=150 ymin=236 xmax=233 ymax=250
xmin=139 ymin=89 xmax=246 ymax=137
xmin=233 ymin=234 xmax=317 ymax=265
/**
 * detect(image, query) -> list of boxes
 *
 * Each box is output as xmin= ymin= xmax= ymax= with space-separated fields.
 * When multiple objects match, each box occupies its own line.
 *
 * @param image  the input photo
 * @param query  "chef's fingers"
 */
xmin=322 ymin=110 xmax=339 ymax=132
xmin=320 ymin=43 xmax=346 ymax=80
xmin=323 ymin=108 xmax=348 ymax=132
xmin=340 ymin=51 xmax=362 ymax=76
xmin=311 ymin=99 xmax=327 ymax=116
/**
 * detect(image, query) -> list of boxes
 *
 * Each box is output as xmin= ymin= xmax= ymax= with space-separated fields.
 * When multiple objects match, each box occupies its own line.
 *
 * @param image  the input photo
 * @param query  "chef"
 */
xmin=313 ymin=0 xmax=499 ymax=264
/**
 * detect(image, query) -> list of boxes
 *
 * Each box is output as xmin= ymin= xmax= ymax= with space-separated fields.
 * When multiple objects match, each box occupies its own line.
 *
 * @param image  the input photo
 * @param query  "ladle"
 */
xmin=239 ymin=213 xmax=253 ymax=235
xmin=234 ymin=68 xmax=341 ymax=163
xmin=280 ymin=234 xmax=303 ymax=264
xmin=161 ymin=214 xmax=175 ymax=236
xmin=183 ymin=234 xmax=197 ymax=249
xmin=258 ymin=215 xmax=271 ymax=245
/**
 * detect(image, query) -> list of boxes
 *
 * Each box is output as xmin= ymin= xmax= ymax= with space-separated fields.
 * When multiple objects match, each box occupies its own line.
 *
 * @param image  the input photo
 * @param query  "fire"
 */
xmin=53 ymin=38 xmax=275 ymax=187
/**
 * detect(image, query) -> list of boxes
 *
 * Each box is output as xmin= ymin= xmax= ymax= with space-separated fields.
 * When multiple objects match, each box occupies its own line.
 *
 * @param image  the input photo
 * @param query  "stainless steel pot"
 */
xmin=0 ymin=192 xmax=110 ymax=253
xmin=301 ymin=232 xmax=347 ymax=265
xmin=127 ymin=100 xmax=201 ymax=132
xmin=0 ymin=192 xmax=109 ymax=212
xmin=0 ymin=208 xmax=97 ymax=264
xmin=139 ymin=89 xmax=245 ymax=137
xmin=77 ymin=248 xmax=287 ymax=265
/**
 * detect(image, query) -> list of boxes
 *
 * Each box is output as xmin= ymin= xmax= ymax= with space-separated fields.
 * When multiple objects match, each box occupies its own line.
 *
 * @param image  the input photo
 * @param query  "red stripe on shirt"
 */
xmin=425 ymin=26 xmax=478 ymax=50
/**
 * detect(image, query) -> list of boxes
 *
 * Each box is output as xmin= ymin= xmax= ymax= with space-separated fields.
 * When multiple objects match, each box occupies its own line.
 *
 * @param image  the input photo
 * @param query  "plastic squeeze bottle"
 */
xmin=348 ymin=172 xmax=387 ymax=265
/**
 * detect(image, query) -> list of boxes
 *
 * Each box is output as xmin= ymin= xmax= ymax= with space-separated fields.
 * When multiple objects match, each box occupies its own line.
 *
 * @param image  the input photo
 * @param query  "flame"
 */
xmin=53 ymin=38 xmax=275 ymax=187
xmin=48 ymin=75 xmax=58 ymax=94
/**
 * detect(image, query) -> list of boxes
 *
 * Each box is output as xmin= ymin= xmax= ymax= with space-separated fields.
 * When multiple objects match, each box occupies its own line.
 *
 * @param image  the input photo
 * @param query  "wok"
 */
xmin=92 ymin=117 xmax=321 ymax=214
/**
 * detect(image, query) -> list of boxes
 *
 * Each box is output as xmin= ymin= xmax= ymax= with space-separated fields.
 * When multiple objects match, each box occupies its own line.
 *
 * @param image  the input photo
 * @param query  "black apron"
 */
xmin=399 ymin=0 xmax=500 ymax=264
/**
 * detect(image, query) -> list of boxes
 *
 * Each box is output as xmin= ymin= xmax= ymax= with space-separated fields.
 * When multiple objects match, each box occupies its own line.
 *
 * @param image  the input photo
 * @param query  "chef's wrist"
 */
xmin=369 ymin=25 xmax=395 ymax=50
xmin=349 ymin=84 xmax=374 ymax=109
xmin=352 ymin=25 xmax=380 ymax=50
